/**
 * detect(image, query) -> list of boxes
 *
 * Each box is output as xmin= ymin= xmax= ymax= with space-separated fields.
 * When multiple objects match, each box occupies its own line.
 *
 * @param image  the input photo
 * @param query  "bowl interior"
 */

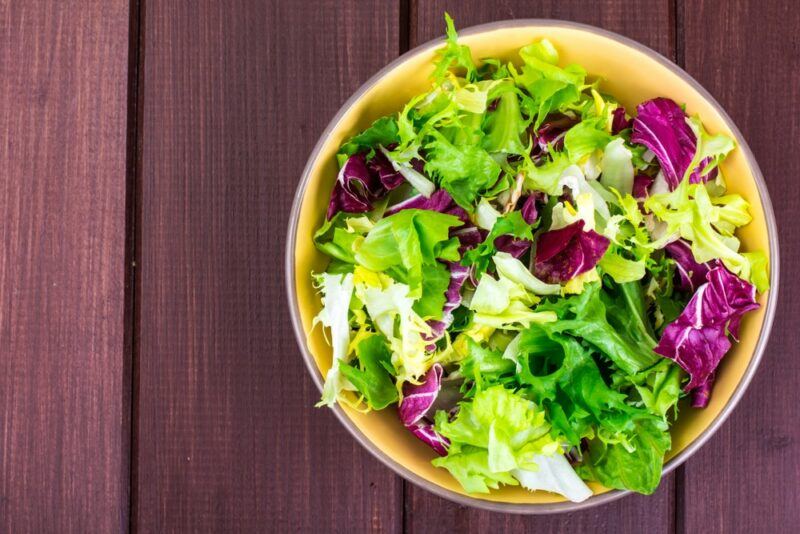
xmin=290 ymin=23 xmax=774 ymax=507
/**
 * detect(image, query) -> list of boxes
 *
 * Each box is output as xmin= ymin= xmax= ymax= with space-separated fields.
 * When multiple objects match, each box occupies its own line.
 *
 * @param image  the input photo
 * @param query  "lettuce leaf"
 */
xmin=314 ymin=273 xmax=356 ymax=407
xmin=354 ymin=273 xmax=434 ymax=383
xmin=462 ymin=211 xmax=534 ymax=275
xmin=339 ymin=116 xmax=400 ymax=156
xmin=424 ymin=130 xmax=502 ymax=209
xmin=355 ymin=209 xmax=463 ymax=300
xmin=533 ymin=221 xmax=610 ymax=284
xmin=537 ymin=282 xmax=660 ymax=375
xmin=339 ymin=334 xmax=398 ymax=410
xmin=433 ymin=13 xmax=478 ymax=82
xmin=654 ymin=265 xmax=759 ymax=402
xmin=398 ymin=364 xmax=450 ymax=455
xmin=576 ymin=418 xmax=671 ymax=494
xmin=433 ymin=386 xmax=561 ymax=492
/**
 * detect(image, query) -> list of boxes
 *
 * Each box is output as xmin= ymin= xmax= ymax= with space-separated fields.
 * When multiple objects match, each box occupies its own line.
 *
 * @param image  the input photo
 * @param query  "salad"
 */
xmin=309 ymin=15 xmax=769 ymax=502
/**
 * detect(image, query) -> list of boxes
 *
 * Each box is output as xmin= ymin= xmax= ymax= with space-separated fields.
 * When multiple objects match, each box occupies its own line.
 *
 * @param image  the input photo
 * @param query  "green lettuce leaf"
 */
xmin=354 ymin=272 xmax=434 ymax=383
xmin=433 ymin=386 xmax=561 ymax=493
xmin=482 ymin=89 xmax=527 ymax=155
xmin=355 ymin=209 xmax=462 ymax=300
xmin=338 ymin=334 xmax=398 ymax=410
xmin=339 ymin=116 xmax=400 ymax=156
xmin=314 ymin=212 xmax=372 ymax=264
xmin=433 ymin=13 xmax=478 ymax=82
xmin=537 ymin=282 xmax=659 ymax=375
xmin=424 ymin=130 xmax=502 ymax=209
xmin=576 ymin=419 xmax=671 ymax=494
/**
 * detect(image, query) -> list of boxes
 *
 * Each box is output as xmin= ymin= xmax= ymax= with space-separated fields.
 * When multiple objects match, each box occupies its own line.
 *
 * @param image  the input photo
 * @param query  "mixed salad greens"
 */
xmin=309 ymin=15 xmax=769 ymax=501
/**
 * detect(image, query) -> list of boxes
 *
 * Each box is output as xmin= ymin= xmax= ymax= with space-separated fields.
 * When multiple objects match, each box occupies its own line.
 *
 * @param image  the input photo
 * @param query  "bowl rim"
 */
xmin=285 ymin=18 xmax=780 ymax=514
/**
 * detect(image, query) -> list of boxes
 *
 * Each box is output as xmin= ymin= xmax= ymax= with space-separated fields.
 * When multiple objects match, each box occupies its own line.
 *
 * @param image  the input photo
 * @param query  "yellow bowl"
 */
xmin=286 ymin=20 xmax=779 ymax=512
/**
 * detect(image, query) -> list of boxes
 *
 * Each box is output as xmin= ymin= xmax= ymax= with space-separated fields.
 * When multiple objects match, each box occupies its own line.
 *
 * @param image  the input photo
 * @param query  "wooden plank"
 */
xmin=135 ymin=1 xmax=403 ymax=531
xmin=0 ymin=1 xmax=132 ymax=532
xmin=680 ymin=1 xmax=800 ymax=530
xmin=406 ymin=1 xmax=677 ymax=531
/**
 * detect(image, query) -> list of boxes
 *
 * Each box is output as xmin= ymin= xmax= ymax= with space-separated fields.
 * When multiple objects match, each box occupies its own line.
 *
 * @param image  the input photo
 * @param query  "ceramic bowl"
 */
xmin=286 ymin=20 xmax=779 ymax=513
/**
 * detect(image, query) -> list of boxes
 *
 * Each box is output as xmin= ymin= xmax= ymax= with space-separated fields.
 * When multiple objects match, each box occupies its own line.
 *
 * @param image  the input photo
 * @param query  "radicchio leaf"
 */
xmin=665 ymin=239 xmax=711 ymax=293
xmin=654 ymin=266 xmax=759 ymax=402
xmin=632 ymin=173 xmax=654 ymax=200
xmin=326 ymin=154 xmax=383 ymax=219
xmin=494 ymin=235 xmax=531 ymax=258
xmin=398 ymin=364 xmax=450 ymax=455
xmin=531 ymin=114 xmax=577 ymax=158
xmin=452 ymin=226 xmax=484 ymax=253
xmin=385 ymin=189 xmax=469 ymax=223
xmin=631 ymin=98 xmax=717 ymax=191
xmin=691 ymin=373 xmax=715 ymax=408
xmin=520 ymin=194 xmax=541 ymax=225
xmin=534 ymin=221 xmax=610 ymax=283
xmin=426 ymin=263 xmax=469 ymax=341
xmin=367 ymin=149 xmax=405 ymax=190
xmin=611 ymin=106 xmax=633 ymax=134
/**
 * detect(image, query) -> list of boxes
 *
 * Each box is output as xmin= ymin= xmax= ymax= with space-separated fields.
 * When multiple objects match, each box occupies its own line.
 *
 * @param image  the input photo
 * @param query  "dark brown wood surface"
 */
xmin=134 ymin=1 xmax=403 ymax=532
xmin=1 ymin=0 xmax=798 ymax=532
xmin=679 ymin=1 xmax=800 ymax=531
xmin=0 ymin=1 xmax=132 ymax=532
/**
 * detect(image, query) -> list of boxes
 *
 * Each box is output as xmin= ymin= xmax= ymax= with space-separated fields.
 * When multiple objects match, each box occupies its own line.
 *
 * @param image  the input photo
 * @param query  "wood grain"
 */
xmin=680 ymin=1 xmax=800 ymax=530
xmin=0 ymin=1 xmax=132 ymax=532
xmin=406 ymin=1 xmax=677 ymax=532
xmin=135 ymin=1 xmax=403 ymax=531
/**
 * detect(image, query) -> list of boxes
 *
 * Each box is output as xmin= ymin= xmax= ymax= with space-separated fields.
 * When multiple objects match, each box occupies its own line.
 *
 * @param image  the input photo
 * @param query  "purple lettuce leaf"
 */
xmin=520 ymin=193 xmax=541 ymax=225
xmin=691 ymin=373 xmax=715 ymax=408
xmin=531 ymin=114 xmax=577 ymax=158
xmin=425 ymin=263 xmax=469 ymax=341
xmin=534 ymin=221 xmax=611 ymax=283
xmin=398 ymin=363 xmax=450 ymax=455
xmin=384 ymin=189 xmax=469 ymax=223
xmin=665 ymin=240 xmax=712 ymax=293
xmin=327 ymin=153 xmax=434 ymax=219
xmin=367 ymin=149 xmax=405 ymax=190
xmin=494 ymin=235 xmax=531 ymax=258
xmin=631 ymin=98 xmax=718 ymax=191
xmin=654 ymin=266 xmax=759 ymax=399
xmin=406 ymin=424 xmax=450 ymax=456
xmin=326 ymin=154 xmax=384 ymax=219
xmin=611 ymin=106 xmax=633 ymax=134
xmin=451 ymin=226 xmax=484 ymax=254
xmin=632 ymin=173 xmax=654 ymax=200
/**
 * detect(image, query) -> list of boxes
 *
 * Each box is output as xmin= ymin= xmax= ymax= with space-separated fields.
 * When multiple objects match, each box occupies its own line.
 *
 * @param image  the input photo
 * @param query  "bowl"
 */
xmin=286 ymin=20 xmax=779 ymax=513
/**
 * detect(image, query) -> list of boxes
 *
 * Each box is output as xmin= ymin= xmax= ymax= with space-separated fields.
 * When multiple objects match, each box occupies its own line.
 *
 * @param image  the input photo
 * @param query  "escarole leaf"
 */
xmin=354 ymin=270 xmax=434 ymax=383
xmin=314 ymin=273 xmax=356 ymax=407
xmin=483 ymin=88 xmax=527 ymax=155
xmin=644 ymin=181 xmax=764 ymax=286
xmin=433 ymin=13 xmax=478 ymax=82
xmin=511 ymin=39 xmax=586 ymax=128
xmin=600 ymin=138 xmax=635 ymax=194
xmin=469 ymin=267 xmax=557 ymax=330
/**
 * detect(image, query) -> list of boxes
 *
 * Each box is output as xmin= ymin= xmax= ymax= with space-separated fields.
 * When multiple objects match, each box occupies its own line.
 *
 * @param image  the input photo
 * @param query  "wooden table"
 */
xmin=1 ymin=1 xmax=797 ymax=532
